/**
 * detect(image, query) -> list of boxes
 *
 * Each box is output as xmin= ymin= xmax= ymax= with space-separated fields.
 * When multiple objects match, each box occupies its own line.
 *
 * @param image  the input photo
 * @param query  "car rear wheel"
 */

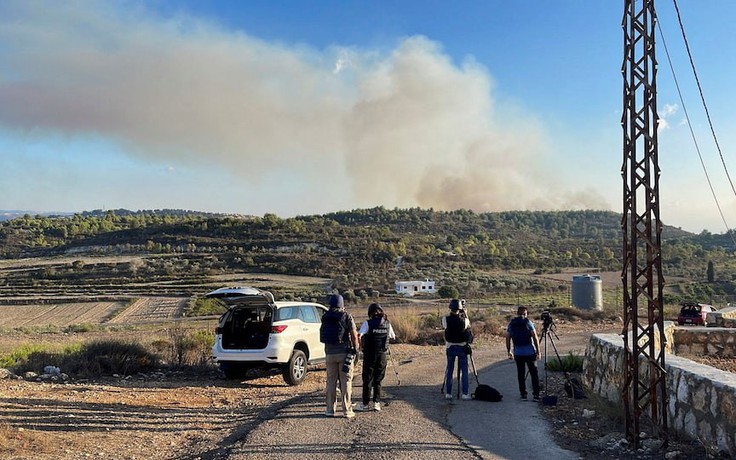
xmin=283 ymin=349 xmax=307 ymax=385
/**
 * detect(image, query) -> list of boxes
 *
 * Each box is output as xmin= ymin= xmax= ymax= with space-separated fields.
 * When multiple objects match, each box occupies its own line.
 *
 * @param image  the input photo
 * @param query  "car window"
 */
xmin=299 ymin=306 xmax=320 ymax=323
xmin=276 ymin=306 xmax=302 ymax=321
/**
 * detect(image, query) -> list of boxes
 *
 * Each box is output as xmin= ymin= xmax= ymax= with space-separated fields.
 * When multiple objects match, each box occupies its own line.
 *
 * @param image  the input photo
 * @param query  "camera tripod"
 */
xmin=540 ymin=317 xmax=574 ymax=402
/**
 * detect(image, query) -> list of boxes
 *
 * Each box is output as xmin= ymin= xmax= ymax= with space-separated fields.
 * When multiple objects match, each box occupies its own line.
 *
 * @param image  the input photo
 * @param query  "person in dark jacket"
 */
xmin=506 ymin=305 xmax=541 ymax=401
xmin=356 ymin=303 xmax=396 ymax=412
xmin=321 ymin=294 xmax=360 ymax=418
xmin=442 ymin=298 xmax=472 ymax=400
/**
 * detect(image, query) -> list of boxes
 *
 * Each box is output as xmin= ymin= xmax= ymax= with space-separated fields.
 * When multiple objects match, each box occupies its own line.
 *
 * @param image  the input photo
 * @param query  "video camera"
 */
xmin=541 ymin=310 xmax=554 ymax=332
xmin=458 ymin=299 xmax=468 ymax=318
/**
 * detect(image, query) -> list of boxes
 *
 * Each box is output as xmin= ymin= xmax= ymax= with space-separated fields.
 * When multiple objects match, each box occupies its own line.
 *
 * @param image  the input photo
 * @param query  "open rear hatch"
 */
xmin=206 ymin=287 xmax=275 ymax=350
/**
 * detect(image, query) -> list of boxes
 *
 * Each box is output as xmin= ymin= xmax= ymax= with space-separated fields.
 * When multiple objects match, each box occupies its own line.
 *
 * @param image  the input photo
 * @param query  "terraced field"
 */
xmin=0 ymin=297 xmax=191 ymax=328
xmin=0 ymin=301 xmax=123 ymax=327
xmin=106 ymin=297 xmax=188 ymax=324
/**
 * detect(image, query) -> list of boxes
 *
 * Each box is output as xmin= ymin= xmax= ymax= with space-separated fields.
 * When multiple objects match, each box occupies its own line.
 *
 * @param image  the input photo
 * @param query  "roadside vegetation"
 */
xmin=1 ymin=207 xmax=734 ymax=380
xmin=0 ymin=302 xmax=606 ymax=380
xmin=2 ymin=207 xmax=735 ymax=308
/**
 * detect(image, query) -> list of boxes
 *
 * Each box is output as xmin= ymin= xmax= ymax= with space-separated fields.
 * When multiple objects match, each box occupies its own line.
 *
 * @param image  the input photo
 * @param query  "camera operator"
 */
xmin=442 ymin=298 xmax=472 ymax=400
xmin=505 ymin=306 xmax=541 ymax=401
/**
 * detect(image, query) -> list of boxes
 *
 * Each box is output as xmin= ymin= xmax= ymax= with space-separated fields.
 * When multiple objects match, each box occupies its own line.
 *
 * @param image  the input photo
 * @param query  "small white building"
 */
xmin=395 ymin=279 xmax=436 ymax=296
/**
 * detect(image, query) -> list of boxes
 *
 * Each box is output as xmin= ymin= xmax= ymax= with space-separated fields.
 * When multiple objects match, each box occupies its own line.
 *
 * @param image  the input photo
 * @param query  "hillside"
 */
xmin=1 ymin=207 xmax=735 ymax=306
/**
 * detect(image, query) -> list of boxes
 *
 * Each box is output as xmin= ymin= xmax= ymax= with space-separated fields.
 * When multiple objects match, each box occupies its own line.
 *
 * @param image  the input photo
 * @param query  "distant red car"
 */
xmin=677 ymin=303 xmax=716 ymax=326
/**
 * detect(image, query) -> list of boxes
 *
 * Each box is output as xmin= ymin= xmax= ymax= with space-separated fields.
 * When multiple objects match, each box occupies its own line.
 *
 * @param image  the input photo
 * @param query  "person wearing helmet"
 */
xmin=442 ymin=298 xmax=472 ymax=400
xmin=356 ymin=303 xmax=396 ymax=412
xmin=320 ymin=294 xmax=360 ymax=418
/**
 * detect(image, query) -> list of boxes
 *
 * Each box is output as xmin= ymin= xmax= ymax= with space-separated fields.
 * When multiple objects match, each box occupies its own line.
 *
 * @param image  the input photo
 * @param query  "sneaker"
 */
xmin=461 ymin=394 xmax=472 ymax=400
xmin=355 ymin=402 xmax=370 ymax=412
xmin=344 ymin=410 xmax=356 ymax=419
xmin=533 ymin=395 xmax=541 ymax=402
xmin=521 ymin=394 xmax=528 ymax=400
xmin=445 ymin=393 xmax=453 ymax=400
xmin=373 ymin=402 xmax=381 ymax=411
xmin=324 ymin=410 xmax=335 ymax=417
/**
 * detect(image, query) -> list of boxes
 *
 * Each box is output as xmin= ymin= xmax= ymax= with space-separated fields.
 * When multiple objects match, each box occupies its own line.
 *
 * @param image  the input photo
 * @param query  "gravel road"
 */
xmin=0 ymin=325 xmax=606 ymax=460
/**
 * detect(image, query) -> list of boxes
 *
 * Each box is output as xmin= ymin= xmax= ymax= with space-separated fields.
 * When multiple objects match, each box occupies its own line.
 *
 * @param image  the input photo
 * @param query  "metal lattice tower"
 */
xmin=621 ymin=0 xmax=668 ymax=448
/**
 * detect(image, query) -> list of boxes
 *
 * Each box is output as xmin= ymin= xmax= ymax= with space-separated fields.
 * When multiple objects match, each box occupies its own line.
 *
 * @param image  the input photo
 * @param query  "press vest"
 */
xmin=363 ymin=317 xmax=390 ymax=353
xmin=444 ymin=314 xmax=467 ymax=343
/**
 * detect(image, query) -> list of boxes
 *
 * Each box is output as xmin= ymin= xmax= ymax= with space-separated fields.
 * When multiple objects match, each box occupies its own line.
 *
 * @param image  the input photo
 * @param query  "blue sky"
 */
xmin=0 ymin=1 xmax=735 ymax=234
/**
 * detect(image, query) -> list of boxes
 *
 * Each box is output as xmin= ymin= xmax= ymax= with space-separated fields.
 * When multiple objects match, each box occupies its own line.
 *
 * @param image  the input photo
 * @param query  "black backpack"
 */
xmin=564 ymin=377 xmax=585 ymax=399
xmin=320 ymin=310 xmax=348 ymax=344
xmin=509 ymin=317 xmax=532 ymax=346
xmin=472 ymin=384 xmax=503 ymax=402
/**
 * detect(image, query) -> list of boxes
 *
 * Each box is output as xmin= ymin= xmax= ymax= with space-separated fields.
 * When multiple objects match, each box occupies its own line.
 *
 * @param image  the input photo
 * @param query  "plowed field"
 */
xmin=106 ymin=297 xmax=188 ymax=324
xmin=0 ymin=302 xmax=122 ymax=328
xmin=0 ymin=297 xmax=188 ymax=328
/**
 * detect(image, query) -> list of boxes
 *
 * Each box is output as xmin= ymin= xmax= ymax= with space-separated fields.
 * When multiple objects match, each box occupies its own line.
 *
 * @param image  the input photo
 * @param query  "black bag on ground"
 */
xmin=472 ymin=384 xmax=502 ymax=402
xmin=564 ymin=377 xmax=585 ymax=399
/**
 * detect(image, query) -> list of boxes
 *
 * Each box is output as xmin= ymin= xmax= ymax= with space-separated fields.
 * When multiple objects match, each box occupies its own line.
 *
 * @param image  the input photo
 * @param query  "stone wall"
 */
xmin=583 ymin=331 xmax=736 ymax=456
xmin=673 ymin=327 xmax=736 ymax=357
xmin=708 ymin=306 xmax=736 ymax=328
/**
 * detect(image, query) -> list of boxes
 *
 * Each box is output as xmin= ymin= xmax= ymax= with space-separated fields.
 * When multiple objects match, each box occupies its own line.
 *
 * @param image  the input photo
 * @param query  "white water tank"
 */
xmin=571 ymin=274 xmax=603 ymax=311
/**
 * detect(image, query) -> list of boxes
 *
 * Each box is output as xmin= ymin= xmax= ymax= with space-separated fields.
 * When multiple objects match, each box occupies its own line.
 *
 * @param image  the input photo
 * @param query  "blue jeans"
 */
xmin=445 ymin=345 xmax=469 ymax=395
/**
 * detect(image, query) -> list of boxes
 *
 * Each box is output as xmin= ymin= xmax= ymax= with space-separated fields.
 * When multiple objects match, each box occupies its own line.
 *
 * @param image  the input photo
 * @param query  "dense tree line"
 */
xmin=1 ymin=207 xmax=735 ymax=301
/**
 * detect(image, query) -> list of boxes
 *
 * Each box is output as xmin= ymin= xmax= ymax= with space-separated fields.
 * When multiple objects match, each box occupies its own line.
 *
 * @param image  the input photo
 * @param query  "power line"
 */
xmin=658 ymin=1 xmax=736 ymax=244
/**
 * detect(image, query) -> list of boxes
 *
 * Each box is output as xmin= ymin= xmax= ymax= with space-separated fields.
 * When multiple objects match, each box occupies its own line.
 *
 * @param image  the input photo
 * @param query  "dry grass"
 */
xmin=0 ymin=423 xmax=56 ymax=455
xmin=390 ymin=307 xmax=422 ymax=343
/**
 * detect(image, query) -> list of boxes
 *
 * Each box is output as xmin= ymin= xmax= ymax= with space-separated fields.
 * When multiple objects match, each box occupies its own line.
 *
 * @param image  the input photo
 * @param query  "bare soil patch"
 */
xmin=107 ymin=297 xmax=187 ymax=324
xmin=0 ymin=302 xmax=122 ymax=328
xmin=0 ymin=319 xmax=732 ymax=459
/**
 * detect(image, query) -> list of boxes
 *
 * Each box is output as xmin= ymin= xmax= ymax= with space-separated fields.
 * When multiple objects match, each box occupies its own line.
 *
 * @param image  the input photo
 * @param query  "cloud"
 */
xmin=658 ymin=103 xmax=679 ymax=132
xmin=0 ymin=0 xmax=610 ymax=215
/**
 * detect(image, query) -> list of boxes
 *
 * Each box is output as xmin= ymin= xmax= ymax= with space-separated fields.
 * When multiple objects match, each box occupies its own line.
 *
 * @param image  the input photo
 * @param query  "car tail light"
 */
xmin=271 ymin=325 xmax=288 ymax=333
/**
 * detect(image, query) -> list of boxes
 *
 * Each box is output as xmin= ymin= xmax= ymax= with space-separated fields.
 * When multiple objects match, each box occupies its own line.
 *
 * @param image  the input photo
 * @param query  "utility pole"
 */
xmin=621 ymin=0 xmax=668 ymax=448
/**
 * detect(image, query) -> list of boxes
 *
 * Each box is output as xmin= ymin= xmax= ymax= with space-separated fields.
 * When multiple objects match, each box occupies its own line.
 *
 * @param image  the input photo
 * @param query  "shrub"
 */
xmin=0 ymin=344 xmax=49 ymax=368
xmin=9 ymin=339 xmax=157 ymax=378
xmin=65 ymin=340 xmax=158 ymax=377
xmin=164 ymin=326 xmax=215 ymax=367
xmin=63 ymin=323 xmax=98 ymax=333
xmin=438 ymin=285 xmax=460 ymax=299
xmin=545 ymin=351 xmax=584 ymax=372
xmin=185 ymin=297 xmax=227 ymax=317
xmin=390 ymin=309 xmax=420 ymax=343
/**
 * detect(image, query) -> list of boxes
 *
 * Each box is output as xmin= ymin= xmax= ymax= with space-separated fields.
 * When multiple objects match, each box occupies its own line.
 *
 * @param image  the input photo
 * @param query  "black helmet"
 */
xmin=368 ymin=303 xmax=383 ymax=317
xmin=329 ymin=294 xmax=344 ymax=310
xmin=449 ymin=298 xmax=465 ymax=311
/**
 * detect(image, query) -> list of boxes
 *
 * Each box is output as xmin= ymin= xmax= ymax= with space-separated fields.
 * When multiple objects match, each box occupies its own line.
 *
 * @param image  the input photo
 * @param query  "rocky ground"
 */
xmin=0 ymin=320 xmax=733 ymax=459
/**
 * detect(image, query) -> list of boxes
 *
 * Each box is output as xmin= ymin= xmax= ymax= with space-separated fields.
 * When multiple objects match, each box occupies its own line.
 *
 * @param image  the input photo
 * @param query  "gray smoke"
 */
xmin=0 ymin=1 xmax=610 ymax=214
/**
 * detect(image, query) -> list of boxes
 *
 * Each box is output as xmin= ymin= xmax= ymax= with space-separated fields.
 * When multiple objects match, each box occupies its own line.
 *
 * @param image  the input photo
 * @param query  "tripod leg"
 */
xmin=547 ymin=332 xmax=574 ymax=392
xmin=469 ymin=354 xmax=480 ymax=385
xmin=544 ymin=331 xmax=548 ymax=396
xmin=441 ymin=356 xmax=447 ymax=394
xmin=387 ymin=347 xmax=401 ymax=385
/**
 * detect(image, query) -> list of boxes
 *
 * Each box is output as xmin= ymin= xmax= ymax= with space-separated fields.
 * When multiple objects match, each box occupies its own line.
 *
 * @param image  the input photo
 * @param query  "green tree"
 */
xmin=438 ymin=285 xmax=459 ymax=299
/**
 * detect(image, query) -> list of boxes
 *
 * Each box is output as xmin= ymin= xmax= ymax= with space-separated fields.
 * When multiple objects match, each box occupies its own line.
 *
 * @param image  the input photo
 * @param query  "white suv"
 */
xmin=207 ymin=287 xmax=327 ymax=385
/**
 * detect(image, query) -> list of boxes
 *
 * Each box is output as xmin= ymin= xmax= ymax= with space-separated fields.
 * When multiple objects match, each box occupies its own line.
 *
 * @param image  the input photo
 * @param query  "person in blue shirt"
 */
xmin=506 ymin=306 xmax=541 ymax=401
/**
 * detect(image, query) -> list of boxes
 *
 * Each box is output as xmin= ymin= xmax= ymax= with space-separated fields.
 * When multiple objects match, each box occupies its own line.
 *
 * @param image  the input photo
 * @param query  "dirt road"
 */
xmin=0 ymin=325 xmax=601 ymax=460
